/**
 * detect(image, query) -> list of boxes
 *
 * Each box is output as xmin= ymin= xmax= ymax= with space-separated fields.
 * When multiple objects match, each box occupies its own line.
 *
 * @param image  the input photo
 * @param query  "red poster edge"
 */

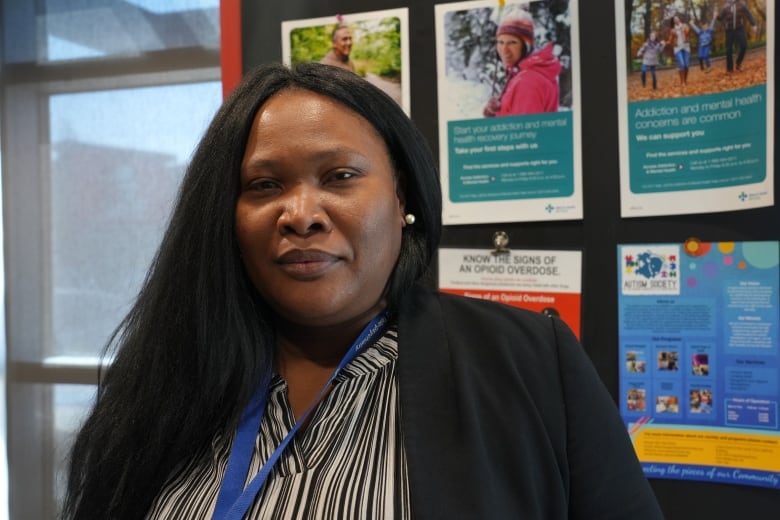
xmin=220 ymin=0 xmax=243 ymax=99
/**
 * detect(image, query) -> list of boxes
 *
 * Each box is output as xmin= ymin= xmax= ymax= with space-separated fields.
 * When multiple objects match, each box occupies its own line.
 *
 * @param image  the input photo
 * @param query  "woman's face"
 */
xmin=496 ymin=34 xmax=524 ymax=68
xmin=235 ymin=88 xmax=406 ymax=328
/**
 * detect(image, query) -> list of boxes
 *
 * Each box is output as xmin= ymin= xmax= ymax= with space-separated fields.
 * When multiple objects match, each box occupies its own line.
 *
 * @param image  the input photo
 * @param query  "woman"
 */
xmin=64 ymin=63 xmax=662 ymax=519
xmin=484 ymin=11 xmax=562 ymax=117
xmin=667 ymin=15 xmax=692 ymax=86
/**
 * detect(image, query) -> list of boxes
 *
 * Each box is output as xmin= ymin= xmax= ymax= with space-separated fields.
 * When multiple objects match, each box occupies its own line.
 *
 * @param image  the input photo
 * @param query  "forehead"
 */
xmin=254 ymin=88 xmax=369 ymax=130
xmin=497 ymin=34 xmax=522 ymax=42
xmin=244 ymin=88 xmax=390 ymax=162
xmin=334 ymin=28 xmax=351 ymax=39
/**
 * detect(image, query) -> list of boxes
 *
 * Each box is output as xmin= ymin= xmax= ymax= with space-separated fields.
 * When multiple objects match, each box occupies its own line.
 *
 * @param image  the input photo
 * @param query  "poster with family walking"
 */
xmin=434 ymin=0 xmax=582 ymax=224
xmin=616 ymin=0 xmax=774 ymax=218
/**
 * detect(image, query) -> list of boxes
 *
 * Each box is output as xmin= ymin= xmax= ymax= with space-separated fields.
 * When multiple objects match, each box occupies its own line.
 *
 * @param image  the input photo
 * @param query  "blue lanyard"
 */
xmin=212 ymin=311 xmax=390 ymax=520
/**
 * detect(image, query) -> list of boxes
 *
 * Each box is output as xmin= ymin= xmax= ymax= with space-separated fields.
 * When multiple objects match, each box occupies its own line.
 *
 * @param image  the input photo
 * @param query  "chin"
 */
xmin=278 ymin=296 xmax=384 ymax=328
xmin=273 ymin=295 xmax=354 ymax=322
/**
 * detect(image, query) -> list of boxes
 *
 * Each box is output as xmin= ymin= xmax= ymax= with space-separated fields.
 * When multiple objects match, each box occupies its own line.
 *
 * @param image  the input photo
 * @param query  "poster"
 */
xmin=434 ymin=0 xmax=582 ymax=224
xmin=281 ymin=9 xmax=410 ymax=114
xmin=439 ymin=245 xmax=582 ymax=337
xmin=615 ymin=1 xmax=774 ymax=217
xmin=618 ymin=240 xmax=780 ymax=489
xmin=219 ymin=0 xmax=242 ymax=98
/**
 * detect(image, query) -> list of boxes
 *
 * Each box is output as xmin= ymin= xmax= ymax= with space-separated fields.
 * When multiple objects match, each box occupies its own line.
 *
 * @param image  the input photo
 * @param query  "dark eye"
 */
xmin=327 ymin=170 xmax=360 ymax=183
xmin=246 ymin=178 xmax=281 ymax=192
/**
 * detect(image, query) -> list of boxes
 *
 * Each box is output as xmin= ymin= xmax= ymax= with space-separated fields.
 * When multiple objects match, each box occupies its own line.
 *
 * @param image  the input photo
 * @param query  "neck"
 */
xmin=275 ymin=327 xmax=352 ymax=369
xmin=273 ymin=305 xmax=386 ymax=421
xmin=274 ymin=307 xmax=385 ymax=369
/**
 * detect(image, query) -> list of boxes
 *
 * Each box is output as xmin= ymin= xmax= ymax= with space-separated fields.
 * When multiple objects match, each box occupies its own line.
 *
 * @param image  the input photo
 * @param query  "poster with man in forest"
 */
xmin=615 ymin=0 xmax=774 ymax=218
xmin=434 ymin=0 xmax=583 ymax=225
xmin=281 ymin=9 xmax=410 ymax=114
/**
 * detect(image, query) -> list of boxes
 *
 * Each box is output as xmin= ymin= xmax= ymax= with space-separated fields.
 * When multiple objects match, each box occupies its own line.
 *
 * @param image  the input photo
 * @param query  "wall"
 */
xmin=241 ymin=0 xmax=779 ymax=517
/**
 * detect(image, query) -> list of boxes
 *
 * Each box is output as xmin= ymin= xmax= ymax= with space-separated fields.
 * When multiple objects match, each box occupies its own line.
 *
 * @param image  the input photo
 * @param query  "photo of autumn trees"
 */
xmin=624 ymin=0 xmax=768 ymax=101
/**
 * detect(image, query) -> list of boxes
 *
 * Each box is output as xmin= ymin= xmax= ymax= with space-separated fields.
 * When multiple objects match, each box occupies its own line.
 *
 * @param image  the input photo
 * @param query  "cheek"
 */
xmin=234 ymin=205 xmax=255 ymax=253
xmin=354 ymin=201 xmax=404 ymax=266
xmin=235 ymin=205 xmax=274 ymax=265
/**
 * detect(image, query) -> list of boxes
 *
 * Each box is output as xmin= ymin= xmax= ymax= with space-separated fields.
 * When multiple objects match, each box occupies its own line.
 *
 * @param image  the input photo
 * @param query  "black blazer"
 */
xmin=398 ymin=286 xmax=664 ymax=519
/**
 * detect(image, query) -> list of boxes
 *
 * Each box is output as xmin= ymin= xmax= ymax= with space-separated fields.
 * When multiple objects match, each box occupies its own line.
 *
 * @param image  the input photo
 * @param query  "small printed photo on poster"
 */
xmin=657 ymin=350 xmax=679 ymax=371
xmin=626 ymin=351 xmax=647 ymax=373
xmin=690 ymin=388 xmax=713 ymax=413
xmin=655 ymin=394 xmax=680 ymax=414
xmin=627 ymin=387 xmax=647 ymax=412
xmin=281 ymin=9 xmax=410 ymax=113
xmin=623 ymin=0 xmax=768 ymax=102
xmin=691 ymin=352 xmax=710 ymax=376
xmin=437 ymin=0 xmax=574 ymax=121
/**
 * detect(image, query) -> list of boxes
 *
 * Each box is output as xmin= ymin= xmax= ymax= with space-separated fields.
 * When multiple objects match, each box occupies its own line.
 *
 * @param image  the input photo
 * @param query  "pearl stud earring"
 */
xmin=404 ymin=213 xmax=416 ymax=225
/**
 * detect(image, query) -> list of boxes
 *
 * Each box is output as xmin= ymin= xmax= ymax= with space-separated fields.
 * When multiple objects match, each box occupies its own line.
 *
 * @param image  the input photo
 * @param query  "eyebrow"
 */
xmin=242 ymin=146 xmax=372 ymax=171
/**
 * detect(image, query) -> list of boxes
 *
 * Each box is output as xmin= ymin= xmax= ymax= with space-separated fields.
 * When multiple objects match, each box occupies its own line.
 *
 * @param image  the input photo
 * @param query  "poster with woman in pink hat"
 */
xmin=435 ymin=0 xmax=582 ymax=225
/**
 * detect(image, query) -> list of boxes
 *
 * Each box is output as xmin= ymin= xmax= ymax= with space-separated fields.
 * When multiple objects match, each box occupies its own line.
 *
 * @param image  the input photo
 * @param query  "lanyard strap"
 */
xmin=212 ymin=311 xmax=390 ymax=520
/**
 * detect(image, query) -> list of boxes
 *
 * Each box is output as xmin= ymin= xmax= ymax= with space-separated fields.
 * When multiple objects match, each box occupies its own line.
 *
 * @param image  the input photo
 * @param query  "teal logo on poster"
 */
xmin=628 ymin=85 xmax=766 ymax=194
xmin=447 ymin=112 xmax=574 ymax=202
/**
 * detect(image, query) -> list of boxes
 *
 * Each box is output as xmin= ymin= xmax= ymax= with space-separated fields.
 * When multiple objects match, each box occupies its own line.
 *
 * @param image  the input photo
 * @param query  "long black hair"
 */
xmin=62 ymin=62 xmax=441 ymax=519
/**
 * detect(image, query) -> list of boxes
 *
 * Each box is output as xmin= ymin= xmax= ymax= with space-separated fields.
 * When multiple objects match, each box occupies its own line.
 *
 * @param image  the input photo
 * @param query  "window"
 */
xmin=1 ymin=1 xmax=223 ymax=517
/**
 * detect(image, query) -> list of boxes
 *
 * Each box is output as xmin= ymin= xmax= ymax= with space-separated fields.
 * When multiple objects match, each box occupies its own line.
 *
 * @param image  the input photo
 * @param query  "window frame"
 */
xmin=2 ymin=10 xmax=222 ymax=517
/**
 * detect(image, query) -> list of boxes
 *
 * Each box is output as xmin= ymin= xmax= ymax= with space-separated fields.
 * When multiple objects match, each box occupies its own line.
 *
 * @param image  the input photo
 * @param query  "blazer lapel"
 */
xmin=397 ymin=287 xmax=474 ymax=518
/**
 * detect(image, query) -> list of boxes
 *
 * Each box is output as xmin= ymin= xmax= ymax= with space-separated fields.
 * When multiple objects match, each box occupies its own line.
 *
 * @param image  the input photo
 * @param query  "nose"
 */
xmin=276 ymin=184 xmax=333 ymax=236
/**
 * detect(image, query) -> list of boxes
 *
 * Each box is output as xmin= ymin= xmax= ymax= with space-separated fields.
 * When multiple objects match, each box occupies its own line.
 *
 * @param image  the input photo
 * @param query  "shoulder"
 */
xmin=319 ymin=50 xmax=335 ymax=64
xmin=436 ymin=289 xmax=551 ymax=331
xmin=399 ymin=285 xmax=580 ymax=425
xmin=401 ymin=286 xmax=573 ymax=367
xmin=410 ymin=285 xmax=552 ymax=327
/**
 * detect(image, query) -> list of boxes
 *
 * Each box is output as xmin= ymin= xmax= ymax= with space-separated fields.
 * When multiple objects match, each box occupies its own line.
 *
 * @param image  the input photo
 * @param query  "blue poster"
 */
xmin=618 ymin=241 xmax=780 ymax=489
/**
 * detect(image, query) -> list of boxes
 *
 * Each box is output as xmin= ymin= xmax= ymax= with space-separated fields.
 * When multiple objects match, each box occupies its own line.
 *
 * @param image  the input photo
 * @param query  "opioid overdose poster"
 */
xmin=618 ymin=240 xmax=780 ymax=489
xmin=439 ymin=245 xmax=582 ymax=337
xmin=615 ymin=1 xmax=774 ymax=217
xmin=281 ymin=8 xmax=410 ymax=114
xmin=434 ymin=0 xmax=582 ymax=224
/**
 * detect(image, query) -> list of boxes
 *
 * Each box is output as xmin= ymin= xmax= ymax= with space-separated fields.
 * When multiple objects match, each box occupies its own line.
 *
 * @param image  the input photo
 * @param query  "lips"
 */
xmin=275 ymin=249 xmax=340 ymax=279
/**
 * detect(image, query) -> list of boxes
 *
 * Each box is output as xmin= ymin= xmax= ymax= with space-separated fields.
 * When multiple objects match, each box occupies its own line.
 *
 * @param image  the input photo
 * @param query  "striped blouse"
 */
xmin=146 ymin=325 xmax=411 ymax=519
